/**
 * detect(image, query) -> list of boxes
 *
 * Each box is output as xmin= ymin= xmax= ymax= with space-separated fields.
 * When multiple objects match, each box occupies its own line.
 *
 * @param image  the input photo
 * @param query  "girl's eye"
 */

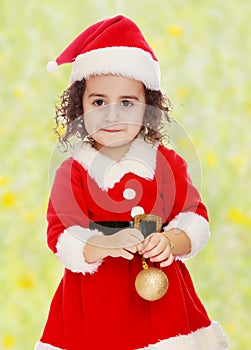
xmin=121 ymin=100 xmax=133 ymax=107
xmin=94 ymin=99 xmax=105 ymax=107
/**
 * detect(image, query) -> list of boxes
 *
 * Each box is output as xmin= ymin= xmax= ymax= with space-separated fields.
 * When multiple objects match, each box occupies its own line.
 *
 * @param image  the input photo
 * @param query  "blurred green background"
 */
xmin=1 ymin=0 xmax=250 ymax=348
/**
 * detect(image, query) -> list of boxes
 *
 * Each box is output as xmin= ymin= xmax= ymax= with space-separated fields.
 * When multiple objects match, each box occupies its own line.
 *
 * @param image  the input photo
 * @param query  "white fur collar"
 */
xmin=73 ymin=138 xmax=158 ymax=191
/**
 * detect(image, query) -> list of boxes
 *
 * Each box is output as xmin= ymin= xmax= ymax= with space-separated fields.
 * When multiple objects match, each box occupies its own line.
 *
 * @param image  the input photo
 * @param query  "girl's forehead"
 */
xmin=85 ymin=74 xmax=145 ymax=94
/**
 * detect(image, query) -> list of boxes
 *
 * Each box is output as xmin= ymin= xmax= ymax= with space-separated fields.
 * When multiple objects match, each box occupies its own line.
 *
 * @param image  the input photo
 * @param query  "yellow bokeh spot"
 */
xmin=2 ymin=192 xmax=16 ymax=207
xmin=225 ymin=322 xmax=235 ymax=334
xmin=228 ymin=86 xmax=237 ymax=95
xmin=42 ymin=195 xmax=50 ymax=214
xmin=23 ymin=212 xmax=36 ymax=223
xmin=12 ymin=87 xmax=24 ymax=99
xmin=17 ymin=274 xmax=36 ymax=290
xmin=167 ymin=24 xmax=183 ymax=38
xmin=177 ymin=137 xmax=192 ymax=150
xmin=55 ymin=124 xmax=66 ymax=137
xmin=2 ymin=335 xmax=15 ymax=348
xmin=205 ymin=152 xmax=217 ymax=167
xmin=228 ymin=208 xmax=251 ymax=228
xmin=247 ymin=102 xmax=251 ymax=117
xmin=228 ymin=155 xmax=246 ymax=167
xmin=0 ymin=176 xmax=11 ymax=187
xmin=176 ymin=87 xmax=188 ymax=99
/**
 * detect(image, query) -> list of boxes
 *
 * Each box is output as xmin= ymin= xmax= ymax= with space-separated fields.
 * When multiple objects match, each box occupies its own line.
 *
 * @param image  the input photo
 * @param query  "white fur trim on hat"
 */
xmin=55 ymin=226 xmax=104 ymax=274
xmin=136 ymin=321 xmax=228 ymax=349
xmin=70 ymin=46 xmax=161 ymax=90
xmin=163 ymin=212 xmax=210 ymax=261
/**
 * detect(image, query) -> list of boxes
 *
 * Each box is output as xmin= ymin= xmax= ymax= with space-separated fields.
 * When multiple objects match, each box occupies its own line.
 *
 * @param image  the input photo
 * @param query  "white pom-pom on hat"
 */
xmin=46 ymin=61 xmax=58 ymax=73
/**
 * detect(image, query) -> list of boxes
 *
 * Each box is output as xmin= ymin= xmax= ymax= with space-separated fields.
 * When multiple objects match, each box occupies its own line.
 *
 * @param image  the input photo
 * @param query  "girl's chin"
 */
xmin=94 ymin=137 xmax=134 ymax=150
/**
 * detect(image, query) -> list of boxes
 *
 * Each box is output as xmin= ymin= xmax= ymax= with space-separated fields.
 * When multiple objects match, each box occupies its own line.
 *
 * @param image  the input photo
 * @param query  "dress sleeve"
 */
xmin=160 ymin=148 xmax=210 ymax=261
xmin=46 ymin=158 xmax=104 ymax=274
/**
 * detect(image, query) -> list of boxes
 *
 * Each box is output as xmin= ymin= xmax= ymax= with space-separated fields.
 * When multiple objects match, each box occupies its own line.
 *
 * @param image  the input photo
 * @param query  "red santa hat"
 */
xmin=46 ymin=15 xmax=160 ymax=90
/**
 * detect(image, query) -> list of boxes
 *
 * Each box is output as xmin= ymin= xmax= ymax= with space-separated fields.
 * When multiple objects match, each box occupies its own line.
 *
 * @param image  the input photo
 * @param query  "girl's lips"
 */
xmin=101 ymin=129 xmax=123 ymax=133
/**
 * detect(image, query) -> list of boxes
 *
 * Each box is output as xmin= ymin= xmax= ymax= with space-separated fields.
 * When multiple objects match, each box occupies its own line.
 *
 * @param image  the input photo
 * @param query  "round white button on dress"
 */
xmin=131 ymin=206 xmax=145 ymax=218
xmin=123 ymin=188 xmax=136 ymax=200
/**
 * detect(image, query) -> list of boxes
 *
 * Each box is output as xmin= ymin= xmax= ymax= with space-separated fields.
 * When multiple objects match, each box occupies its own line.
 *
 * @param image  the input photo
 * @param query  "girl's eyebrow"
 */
xmin=88 ymin=93 xmax=106 ymax=99
xmin=87 ymin=93 xmax=139 ymax=101
xmin=120 ymin=95 xmax=139 ymax=101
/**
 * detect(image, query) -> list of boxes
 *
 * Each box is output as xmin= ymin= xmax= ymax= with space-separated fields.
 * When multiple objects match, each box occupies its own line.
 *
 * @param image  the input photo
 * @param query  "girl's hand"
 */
xmin=106 ymin=228 xmax=144 ymax=249
xmin=136 ymin=232 xmax=174 ymax=267
xmin=84 ymin=228 xmax=144 ymax=262
xmin=105 ymin=228 xmax=144 ymax=260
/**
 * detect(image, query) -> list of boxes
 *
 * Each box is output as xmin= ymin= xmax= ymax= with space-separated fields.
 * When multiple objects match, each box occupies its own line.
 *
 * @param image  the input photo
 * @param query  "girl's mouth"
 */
xmin=101 ymin=129 xmax=123 ymax=133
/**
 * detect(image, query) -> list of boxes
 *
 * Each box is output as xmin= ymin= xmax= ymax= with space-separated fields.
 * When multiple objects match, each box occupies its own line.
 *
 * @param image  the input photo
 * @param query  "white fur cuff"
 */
xmin=55 ymin=226 xmax=103 ymax=275
xmin=164 ymin=212 xmax=210 ymax=261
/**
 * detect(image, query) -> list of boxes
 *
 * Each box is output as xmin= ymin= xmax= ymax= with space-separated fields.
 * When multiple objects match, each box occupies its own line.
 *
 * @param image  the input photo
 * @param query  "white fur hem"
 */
xmin=55 ymin=226 xmax=103 ymax=274
xmin=35 ymin=342 xmax=65 ymax=349
xmin=70 ymin=46 xmax=160 ymax=90
xmin=136 ymin=321 xmax=228 ymax=349
xmin=164 ymin=212 xmax=210 ymax=261
xmin=35 ymin=321 xmax=227 ymax=350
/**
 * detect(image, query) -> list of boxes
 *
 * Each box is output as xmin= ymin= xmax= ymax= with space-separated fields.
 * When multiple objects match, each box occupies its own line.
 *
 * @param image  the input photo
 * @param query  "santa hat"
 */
xmin=46 ymin=15 xmax=160 ymax=90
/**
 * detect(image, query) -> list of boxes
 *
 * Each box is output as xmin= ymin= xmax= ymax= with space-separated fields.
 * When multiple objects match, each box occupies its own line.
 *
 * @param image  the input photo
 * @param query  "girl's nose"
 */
xmin=104 ymin=103 xmax=119 ymax=123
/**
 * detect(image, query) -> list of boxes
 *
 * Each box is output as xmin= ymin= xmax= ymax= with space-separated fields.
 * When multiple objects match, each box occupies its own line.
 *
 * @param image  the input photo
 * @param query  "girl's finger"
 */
xmin=140 ymin=234 xmax=159 ymax=253
xmin=119 ymin=249 xmax=134 ymax=260
xmin=118 ymin=249 xmax=134 ymax=260
xmin=160 ymin=253 xmax=174 ymax=267
xmin=149 ymin=247 xmax=170 ymax=262
xmin=107 ymin=248 xmax=134 ymax=260
xmin=125 ymin=245 xmax=137 ymax=253
xmin=143 ymin=241 xmax=164 ymax=259
xmin=136 ymin=242 xmax=144 ymax=252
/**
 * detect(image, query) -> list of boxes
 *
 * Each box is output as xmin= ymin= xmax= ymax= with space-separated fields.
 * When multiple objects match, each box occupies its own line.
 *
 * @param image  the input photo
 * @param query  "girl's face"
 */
xmin=82 ymin=75 xmax=146 ymax=153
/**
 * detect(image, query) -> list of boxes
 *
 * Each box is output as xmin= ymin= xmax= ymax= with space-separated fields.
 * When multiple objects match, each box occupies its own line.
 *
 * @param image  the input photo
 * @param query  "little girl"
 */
xmin=36 ymin=15 xmax=228 ymax=349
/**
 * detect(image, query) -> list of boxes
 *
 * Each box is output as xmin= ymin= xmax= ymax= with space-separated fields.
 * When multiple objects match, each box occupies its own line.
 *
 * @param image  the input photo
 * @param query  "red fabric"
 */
xmin=55 ymin=15 xmax=158 ymax=66
xmin=40 ymin=145 xmax=211 ymax=349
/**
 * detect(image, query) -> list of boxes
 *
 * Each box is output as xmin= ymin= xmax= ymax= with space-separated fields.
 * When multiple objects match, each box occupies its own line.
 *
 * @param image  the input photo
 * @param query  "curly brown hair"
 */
xmin=55 ymin=78 xmax=172 ymax=151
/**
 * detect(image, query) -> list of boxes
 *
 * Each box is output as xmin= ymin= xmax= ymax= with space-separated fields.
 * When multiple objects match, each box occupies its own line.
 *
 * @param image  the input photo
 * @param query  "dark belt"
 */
xmin=89 ymin=221 xmax=134 ymax=235
xmin=89 ymin=220 xmax=163 ymax=238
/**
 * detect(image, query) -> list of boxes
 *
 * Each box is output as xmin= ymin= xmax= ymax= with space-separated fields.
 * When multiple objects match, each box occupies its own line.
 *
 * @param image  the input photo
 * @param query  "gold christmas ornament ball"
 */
xmin=135 ymin=267 xmax=168 ymax=301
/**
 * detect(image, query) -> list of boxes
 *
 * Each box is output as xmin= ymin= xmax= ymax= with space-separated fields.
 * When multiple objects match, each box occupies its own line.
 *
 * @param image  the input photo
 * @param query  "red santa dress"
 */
xmin=35 ymin=138 xmax=228 ymax=349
